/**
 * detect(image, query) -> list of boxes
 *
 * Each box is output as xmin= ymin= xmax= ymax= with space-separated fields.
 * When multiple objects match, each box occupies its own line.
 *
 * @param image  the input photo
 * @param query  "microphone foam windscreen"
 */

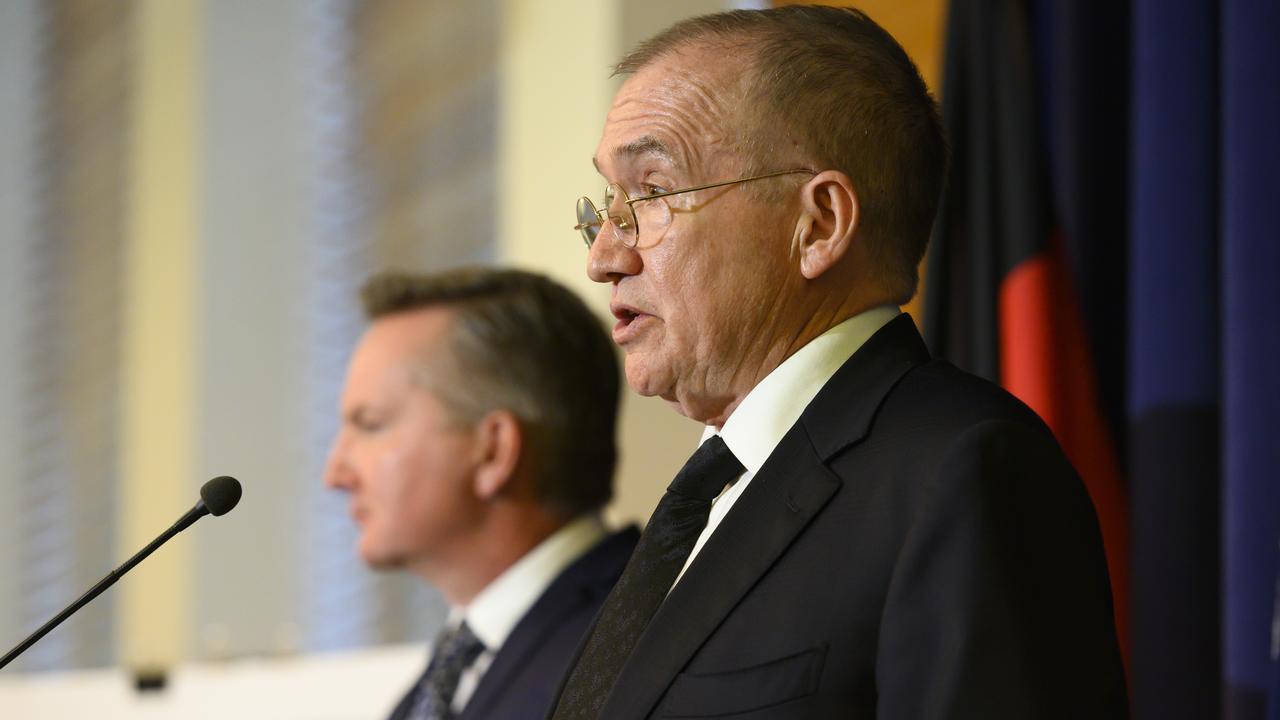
xmin=200 ymin=476 xmax=242 ymax=516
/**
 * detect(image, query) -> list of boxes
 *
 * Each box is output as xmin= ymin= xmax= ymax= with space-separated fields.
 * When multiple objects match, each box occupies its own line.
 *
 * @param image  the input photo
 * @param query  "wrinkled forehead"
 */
xmin=594 ymin=54 xmax=746 ymax=179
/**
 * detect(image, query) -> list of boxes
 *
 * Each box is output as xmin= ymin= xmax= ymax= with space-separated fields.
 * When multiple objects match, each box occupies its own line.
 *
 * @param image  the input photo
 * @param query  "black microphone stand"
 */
xmin=0 ymin=502 xmax=211 ymax=670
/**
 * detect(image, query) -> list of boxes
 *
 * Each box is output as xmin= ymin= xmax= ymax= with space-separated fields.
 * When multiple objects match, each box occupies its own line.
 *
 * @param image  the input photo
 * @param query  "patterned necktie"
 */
xmin=552 ymin=435 xmax=744 ymax=719
xmin=406 ymin=621 xmax=485 ymax=720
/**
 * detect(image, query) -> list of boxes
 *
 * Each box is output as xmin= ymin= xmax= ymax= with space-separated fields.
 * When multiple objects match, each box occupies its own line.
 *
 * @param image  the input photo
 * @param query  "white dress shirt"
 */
xmin=672 ymin=306 xmax=901 ymax=587
xmin=439 ymin=514 xmax=607 ymax=713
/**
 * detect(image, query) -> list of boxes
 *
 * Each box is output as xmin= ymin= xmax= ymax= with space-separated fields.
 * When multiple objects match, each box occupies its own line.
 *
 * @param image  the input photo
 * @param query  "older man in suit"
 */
xmin=325 ymin=268 xmax=637 ymax=720
xmin=552 ymin=6 xmax=1127 ymax=719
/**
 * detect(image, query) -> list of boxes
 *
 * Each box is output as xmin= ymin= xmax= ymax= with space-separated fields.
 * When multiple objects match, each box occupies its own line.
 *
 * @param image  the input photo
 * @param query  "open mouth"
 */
xmin=614 ymin=307 xmax=639 ymax=327
xmin=610 ymin=303 xmax=649 ymax=341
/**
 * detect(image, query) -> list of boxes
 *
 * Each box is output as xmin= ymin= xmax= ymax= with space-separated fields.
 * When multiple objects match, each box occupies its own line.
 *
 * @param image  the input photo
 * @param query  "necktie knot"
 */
xmin=434 ymin=621 xmax=484 ymax=668
xmin=667 ymin=435 xmax=744 ymax=501
xmin=407 ymin=621 xmax=485 ymax=720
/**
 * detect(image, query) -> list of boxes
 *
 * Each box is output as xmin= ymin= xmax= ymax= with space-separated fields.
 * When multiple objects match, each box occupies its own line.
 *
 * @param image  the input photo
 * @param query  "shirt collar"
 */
xmin=703 ymin=306 xmax=902 ymax=473
xmin=452 ymin=514 xmax=606 ymax=652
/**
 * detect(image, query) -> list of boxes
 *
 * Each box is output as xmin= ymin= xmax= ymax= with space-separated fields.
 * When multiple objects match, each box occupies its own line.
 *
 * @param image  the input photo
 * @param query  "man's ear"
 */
xmin=794 ymin=170 xmax=859 ymax=280
xmin=472 ymin=409 xmax=522 ymax=501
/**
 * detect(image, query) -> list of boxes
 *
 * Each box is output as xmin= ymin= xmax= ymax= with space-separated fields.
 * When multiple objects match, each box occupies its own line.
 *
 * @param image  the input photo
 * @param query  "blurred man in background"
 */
xmin=553 ymin=6 xmax=1126 ymax=718
xmin=325 ymin=268 xmax=637 ymax=720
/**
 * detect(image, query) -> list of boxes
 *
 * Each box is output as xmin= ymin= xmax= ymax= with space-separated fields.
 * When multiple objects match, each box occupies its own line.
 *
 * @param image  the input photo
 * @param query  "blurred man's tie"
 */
xmin=407 ymin=621 xmax=485 ymax=720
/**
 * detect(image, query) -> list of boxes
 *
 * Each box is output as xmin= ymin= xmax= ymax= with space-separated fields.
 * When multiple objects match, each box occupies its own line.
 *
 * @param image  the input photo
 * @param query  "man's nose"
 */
xmin=587 ymin=225 xmax=642 ymax=284
xmin=322 ymin=436 xmax=353 ymax=490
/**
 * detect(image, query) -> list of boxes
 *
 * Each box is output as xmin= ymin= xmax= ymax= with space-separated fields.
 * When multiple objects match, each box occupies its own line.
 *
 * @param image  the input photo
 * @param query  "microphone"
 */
xmin=0 ymin=476 xmax=243 ymax=670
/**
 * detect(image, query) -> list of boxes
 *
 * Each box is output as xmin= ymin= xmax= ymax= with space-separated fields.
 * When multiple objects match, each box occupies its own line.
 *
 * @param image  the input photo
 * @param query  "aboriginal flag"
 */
xmin=924 ymin=0 xmax=1280 ymax=718
xmin=923 ymin=0 xmax=1131 ymax=660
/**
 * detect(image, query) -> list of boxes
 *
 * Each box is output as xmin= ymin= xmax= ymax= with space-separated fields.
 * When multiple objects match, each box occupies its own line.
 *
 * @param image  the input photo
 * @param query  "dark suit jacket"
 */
xmin=583 ymin=315 xmax=1128 ymax=719
xmin=390 ymin=526 xmax=639 ymax=720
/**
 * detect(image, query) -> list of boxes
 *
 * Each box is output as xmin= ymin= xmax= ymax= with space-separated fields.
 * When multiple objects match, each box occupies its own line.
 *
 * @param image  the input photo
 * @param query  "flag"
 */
xmin=924 ymin=0 xmax=1130 ymax=660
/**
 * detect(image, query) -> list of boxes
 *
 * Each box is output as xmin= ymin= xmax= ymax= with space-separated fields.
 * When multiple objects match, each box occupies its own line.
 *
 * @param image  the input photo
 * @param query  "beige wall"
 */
xmin=116 ymin=0 xmax=202 ymax=669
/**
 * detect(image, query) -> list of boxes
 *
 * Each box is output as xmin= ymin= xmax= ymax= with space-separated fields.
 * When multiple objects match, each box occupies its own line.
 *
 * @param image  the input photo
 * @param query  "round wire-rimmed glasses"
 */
xmin=574 ymin=168 xmax=816 ymax=248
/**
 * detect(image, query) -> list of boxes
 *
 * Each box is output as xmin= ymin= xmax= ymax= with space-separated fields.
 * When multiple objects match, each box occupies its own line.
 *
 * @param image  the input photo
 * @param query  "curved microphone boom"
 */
xmin=0 ymin=476 xmax=243 ymax=670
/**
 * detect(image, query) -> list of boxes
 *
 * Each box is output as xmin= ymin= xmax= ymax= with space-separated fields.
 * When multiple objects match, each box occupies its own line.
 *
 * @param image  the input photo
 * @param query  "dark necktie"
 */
xmin=405 ymin=621 xmax=485 ymax=720
xmin=551 ymin=435 xmax=744 ymax=719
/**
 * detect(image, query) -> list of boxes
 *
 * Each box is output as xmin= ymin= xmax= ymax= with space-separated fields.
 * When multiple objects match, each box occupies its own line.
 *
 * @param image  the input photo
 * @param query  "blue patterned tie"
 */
xmin=551 ymin=435 xmax=744 ymax=719
xmin=408 ymin=621 xmax=485 ymax=720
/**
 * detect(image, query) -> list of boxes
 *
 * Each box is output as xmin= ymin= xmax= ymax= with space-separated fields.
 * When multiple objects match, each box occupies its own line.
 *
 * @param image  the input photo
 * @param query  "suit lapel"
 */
xmin=802 ymin=313 xmax=930 ymax=460
xmin=463 ymin=528 xmax=637 ymax=720
xmin=461 ymin=591 xmax=574 ymax=719
xmin=599 ymin=430 xmax=841 ymax=718
xmin=597 ymin=314 xmax=930 ymax=718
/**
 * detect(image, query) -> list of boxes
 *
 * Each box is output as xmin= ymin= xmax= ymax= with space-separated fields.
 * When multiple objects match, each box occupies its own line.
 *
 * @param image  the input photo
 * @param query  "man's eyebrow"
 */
xmin=617 ymin=136 xmax=674 ymax=162
xmin=593 ymin=135 xmax=677 ymax=174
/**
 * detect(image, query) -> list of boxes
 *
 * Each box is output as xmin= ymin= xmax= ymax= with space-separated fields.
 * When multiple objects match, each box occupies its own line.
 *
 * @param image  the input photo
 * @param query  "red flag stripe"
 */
xmin=999 ymin=238 xmax=1131 ymax=663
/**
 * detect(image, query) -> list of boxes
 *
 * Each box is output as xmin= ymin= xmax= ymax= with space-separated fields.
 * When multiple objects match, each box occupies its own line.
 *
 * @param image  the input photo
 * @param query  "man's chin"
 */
xmin=623 ymin=360 xmax=670 ymax=399
xmin=624 ymin=364 xmax=705 ymax=421
xmin=358 ymin=544 xmax=406 ymax=570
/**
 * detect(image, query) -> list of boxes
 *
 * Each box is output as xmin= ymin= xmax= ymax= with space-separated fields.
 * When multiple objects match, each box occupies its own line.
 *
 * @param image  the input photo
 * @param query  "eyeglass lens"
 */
xmin=576 ymin=186 xmax=640 ymax=248
xmin=576 ymin=196 xmax=602 ymax=247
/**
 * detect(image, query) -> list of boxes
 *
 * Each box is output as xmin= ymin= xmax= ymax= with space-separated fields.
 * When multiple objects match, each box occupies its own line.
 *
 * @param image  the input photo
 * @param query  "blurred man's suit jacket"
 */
xmin=390 ymin=527 xmax=638 ymax=720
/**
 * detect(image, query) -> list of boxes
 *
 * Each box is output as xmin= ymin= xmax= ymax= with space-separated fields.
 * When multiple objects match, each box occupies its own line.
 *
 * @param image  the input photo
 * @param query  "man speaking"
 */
xmin=553 ymin=6 xmax=1127 ymax=719
xmin=325 ymin=268 xmax=637 ymax=720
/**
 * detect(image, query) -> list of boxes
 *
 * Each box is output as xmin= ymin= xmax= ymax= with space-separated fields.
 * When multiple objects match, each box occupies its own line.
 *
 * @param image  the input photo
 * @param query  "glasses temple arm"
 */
xmin=624 ymin=168 xmax=816 ymax=206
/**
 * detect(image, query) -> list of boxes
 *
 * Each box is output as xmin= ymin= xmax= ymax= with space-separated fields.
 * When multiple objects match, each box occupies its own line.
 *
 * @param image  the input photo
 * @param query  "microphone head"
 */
xmin=200 ymin=476 xmax=242 ymax=517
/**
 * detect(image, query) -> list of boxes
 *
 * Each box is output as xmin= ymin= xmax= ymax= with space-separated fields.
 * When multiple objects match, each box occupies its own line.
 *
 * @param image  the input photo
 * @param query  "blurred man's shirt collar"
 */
xmin=454 ymin=513 xmax=607 ymax=650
